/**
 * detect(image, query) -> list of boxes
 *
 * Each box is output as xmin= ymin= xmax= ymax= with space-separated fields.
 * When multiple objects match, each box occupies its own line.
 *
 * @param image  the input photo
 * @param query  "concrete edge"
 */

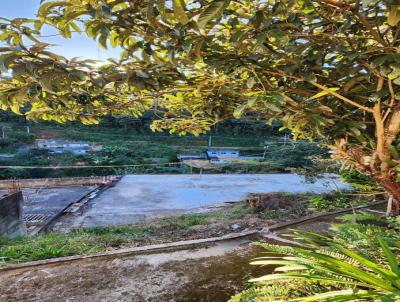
xmin=40 ymin=184 xmax=112 ymax=234
xmin=0 ymin=231 xmax=259 ymax=272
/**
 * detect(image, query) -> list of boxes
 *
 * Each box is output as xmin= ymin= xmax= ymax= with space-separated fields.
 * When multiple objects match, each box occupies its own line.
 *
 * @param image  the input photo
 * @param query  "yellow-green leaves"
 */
xmin=387 ymin=5 xmax=400 ymax=26
xmin=79 ymin=115 xmax=99 ymax=125
xmin=10 ymin=102 xmax=21 ymax=115
xmin=172 ymin=0 xmax=189 ymax=25
xmin=38 ymin=1 xmax=68 ymax=18
xmin=29 ymin=42 xmax=50 ymax=53
xmin=309 ymin=88 xmax=340 ymax=100
xmin=197 ymin=0 xmax=230 ymax=29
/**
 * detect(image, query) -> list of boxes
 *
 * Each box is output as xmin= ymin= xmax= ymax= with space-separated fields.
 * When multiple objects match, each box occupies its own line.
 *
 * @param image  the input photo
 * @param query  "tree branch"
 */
xmin=310 ymin=82 xmax=374 ymax=113
xmin=353 ymin=11 xmax=389 ymax=47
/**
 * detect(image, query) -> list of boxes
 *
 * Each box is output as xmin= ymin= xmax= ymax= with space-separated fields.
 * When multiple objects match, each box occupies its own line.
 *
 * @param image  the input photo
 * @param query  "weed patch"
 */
xmin=162 ymin=213 xmax=209 ymax=229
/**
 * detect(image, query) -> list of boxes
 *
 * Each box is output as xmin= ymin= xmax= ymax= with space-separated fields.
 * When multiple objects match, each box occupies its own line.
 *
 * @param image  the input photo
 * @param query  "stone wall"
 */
xmin=0 ymin=192 xmax=26 ymax=237
xmin=0 ymin=176 xmax=118 ymax=189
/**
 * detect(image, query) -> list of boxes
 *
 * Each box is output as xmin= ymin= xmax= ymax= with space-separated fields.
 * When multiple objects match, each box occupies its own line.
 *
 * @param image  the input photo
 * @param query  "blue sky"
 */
xmin=2 ymin=0 xmax=120 ymax=60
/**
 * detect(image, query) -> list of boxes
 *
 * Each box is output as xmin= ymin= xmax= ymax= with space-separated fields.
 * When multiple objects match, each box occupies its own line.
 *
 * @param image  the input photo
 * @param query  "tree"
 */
xmin=0 ymin=0 xmax=400 ymax=213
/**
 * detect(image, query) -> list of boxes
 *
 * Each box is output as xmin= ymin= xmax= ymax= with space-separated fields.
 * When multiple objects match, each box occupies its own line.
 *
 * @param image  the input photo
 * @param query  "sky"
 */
xmin=1 ymin=0 xmax=121 ymax=60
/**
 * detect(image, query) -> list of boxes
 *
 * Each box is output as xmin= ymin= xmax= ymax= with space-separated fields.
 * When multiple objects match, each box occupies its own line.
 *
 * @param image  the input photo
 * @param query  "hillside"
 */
xmin=0 ymin=113 xmax=328 ymax=179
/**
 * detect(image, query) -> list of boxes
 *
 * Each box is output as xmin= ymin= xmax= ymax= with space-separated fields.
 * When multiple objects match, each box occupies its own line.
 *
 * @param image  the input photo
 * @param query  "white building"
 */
xmin=206 ymin=148 xmax=240 ymax=159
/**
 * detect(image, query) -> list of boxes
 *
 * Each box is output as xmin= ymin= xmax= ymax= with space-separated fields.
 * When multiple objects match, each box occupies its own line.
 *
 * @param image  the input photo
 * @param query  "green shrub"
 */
xmin=231 ymin=220 xmax=400 ymax=302
xmin=0 ymin=138 xmax=17 ymax=149
xmin=308 ymin=194 xmax=366 ymax=211
xmin=340 ymin=169 xmax=379 ymax=191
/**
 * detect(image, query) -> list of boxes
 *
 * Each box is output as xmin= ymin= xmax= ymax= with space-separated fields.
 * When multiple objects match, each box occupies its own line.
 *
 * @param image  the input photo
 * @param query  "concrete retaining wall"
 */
xmin=0 ymin=192 xmax=26 ymax=237
xmin=0 ymin=176 xmax=118 ymax=189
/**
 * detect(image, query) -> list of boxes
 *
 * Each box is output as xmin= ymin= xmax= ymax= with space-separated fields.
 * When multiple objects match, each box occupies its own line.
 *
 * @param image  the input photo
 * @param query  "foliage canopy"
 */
xmin=1 ymin=0 xmax=400 ymax=209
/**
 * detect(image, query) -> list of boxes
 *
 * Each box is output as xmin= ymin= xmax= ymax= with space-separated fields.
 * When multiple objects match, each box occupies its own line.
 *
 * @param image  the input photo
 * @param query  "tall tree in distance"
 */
xmin=0 ymin=0 xmax=400 ymax=213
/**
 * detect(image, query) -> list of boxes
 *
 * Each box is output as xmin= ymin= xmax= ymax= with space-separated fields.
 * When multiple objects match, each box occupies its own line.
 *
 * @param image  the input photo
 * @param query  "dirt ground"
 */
xmin=0 ymin=238 xmax=268 ymax=302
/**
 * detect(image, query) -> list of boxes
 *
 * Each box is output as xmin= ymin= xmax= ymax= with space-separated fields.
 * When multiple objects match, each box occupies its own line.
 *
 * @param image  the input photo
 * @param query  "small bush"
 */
xmin=308 ymin=194 xmax=366 ymax=211
xmin=339 ymin=169 xmax=378 ymax=191
xmin=0 ymin=138 xmax=17 ymax=149
xmin=232 ymin=217 xmax=400 ymax=302
xmin=9 ymin=131 xmax=36 ymax=144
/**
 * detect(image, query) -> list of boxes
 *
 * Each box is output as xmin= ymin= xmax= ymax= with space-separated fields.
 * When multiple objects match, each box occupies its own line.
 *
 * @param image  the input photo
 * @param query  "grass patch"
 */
xmin=77 ymin=225 xmax=152 ymax=237
xmin=162 ymin=213 xmax=209 ymax=228
xmin=0 ymin=213 xmax=215 ymax=264
xmin=0 ymin=233 xmax=103 ymax=264
xmin=0 ymin=225 xmax=157 ymax=264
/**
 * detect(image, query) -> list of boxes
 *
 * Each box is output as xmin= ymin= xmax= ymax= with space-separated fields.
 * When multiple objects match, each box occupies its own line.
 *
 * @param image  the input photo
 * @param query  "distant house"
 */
xmin=206 ymin=148 xmax=241 ymax=163
xmin=36 ymin=140 xmax=98 ymax=155
xmin=178 ymin=148 xmax=262 ymax=164
xmin=206 ymin=148 xmax=240 ymax=159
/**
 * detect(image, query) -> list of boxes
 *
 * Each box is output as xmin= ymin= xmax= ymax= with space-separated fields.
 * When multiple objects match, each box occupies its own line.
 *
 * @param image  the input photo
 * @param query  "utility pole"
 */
xmin=262 ymin=146 xmax=268 ymax=159
xmin=208 ymin=135 xmax=212 ymax=147
xmin=26 ymin=126 xmax=30 ymax=134
xmin=1 ymin=126 xmax=5 ymax=139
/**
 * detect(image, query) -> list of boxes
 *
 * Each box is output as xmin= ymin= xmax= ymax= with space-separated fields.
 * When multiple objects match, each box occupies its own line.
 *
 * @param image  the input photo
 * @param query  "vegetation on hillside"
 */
xmin=0 ymin=114 xmax=328 ymax=179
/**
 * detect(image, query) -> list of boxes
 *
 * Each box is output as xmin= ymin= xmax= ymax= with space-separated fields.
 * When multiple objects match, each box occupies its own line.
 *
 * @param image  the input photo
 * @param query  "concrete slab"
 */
xmin=68 ymin=174 xmax=349 ymax=228
xmin=22 ymin=186 xmax=96 ymax=216
xmin=1 ymin=186 xmax=96 ymax=233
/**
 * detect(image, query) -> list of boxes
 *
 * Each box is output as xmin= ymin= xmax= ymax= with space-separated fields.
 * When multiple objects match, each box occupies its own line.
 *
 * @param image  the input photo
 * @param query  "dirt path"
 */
xmin=0 ymin=238 xmax=267 ymax=302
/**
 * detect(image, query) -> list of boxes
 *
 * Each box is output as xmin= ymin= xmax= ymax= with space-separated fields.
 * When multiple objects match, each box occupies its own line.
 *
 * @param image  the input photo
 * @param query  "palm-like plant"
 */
xmin=249 ymin=232 xmax=400 ymax=301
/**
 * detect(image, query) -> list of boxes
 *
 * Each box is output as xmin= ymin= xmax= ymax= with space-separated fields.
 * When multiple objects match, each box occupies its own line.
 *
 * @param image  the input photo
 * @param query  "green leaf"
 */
xmin=333 ymin=243 xmax=399 ymax=285
xmin=109 ymin=31 xmax=120 ymax=48
xmin=233 ymin=103 xmax=247 ymax=118
xmin=291 ymin=289 xmax=378 ymax=302
xmin=40 ymin=74 xmax=56 ymax=93
xmin=38 ymin=1 xmax=67 ymax=18
xmin=371 ymin=56 xmax=388 ymax=68
xmin=378 ymin=238 xmax=400 ymax=276
xmin=388 ymin=145 xmax=400 ymax=159
xmin=10 ymin=102 xmax=20 ymax=115
xmin=246 ymin=77 xmax=255 ymax=88
xmin=388 ymin=5 xmax=400 ymax=26
xmin=309 ymin=88 xmax=340 ymax=100
xmin=197 ymin=0 xmax=230 ymax=29
xmin=172 ymin=0 xmax=189 ymax=25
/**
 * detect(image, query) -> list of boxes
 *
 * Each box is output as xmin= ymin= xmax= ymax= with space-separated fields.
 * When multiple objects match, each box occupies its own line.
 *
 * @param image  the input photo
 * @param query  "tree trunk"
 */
xmin=373 ymin=175 xmax=400 ymax=216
